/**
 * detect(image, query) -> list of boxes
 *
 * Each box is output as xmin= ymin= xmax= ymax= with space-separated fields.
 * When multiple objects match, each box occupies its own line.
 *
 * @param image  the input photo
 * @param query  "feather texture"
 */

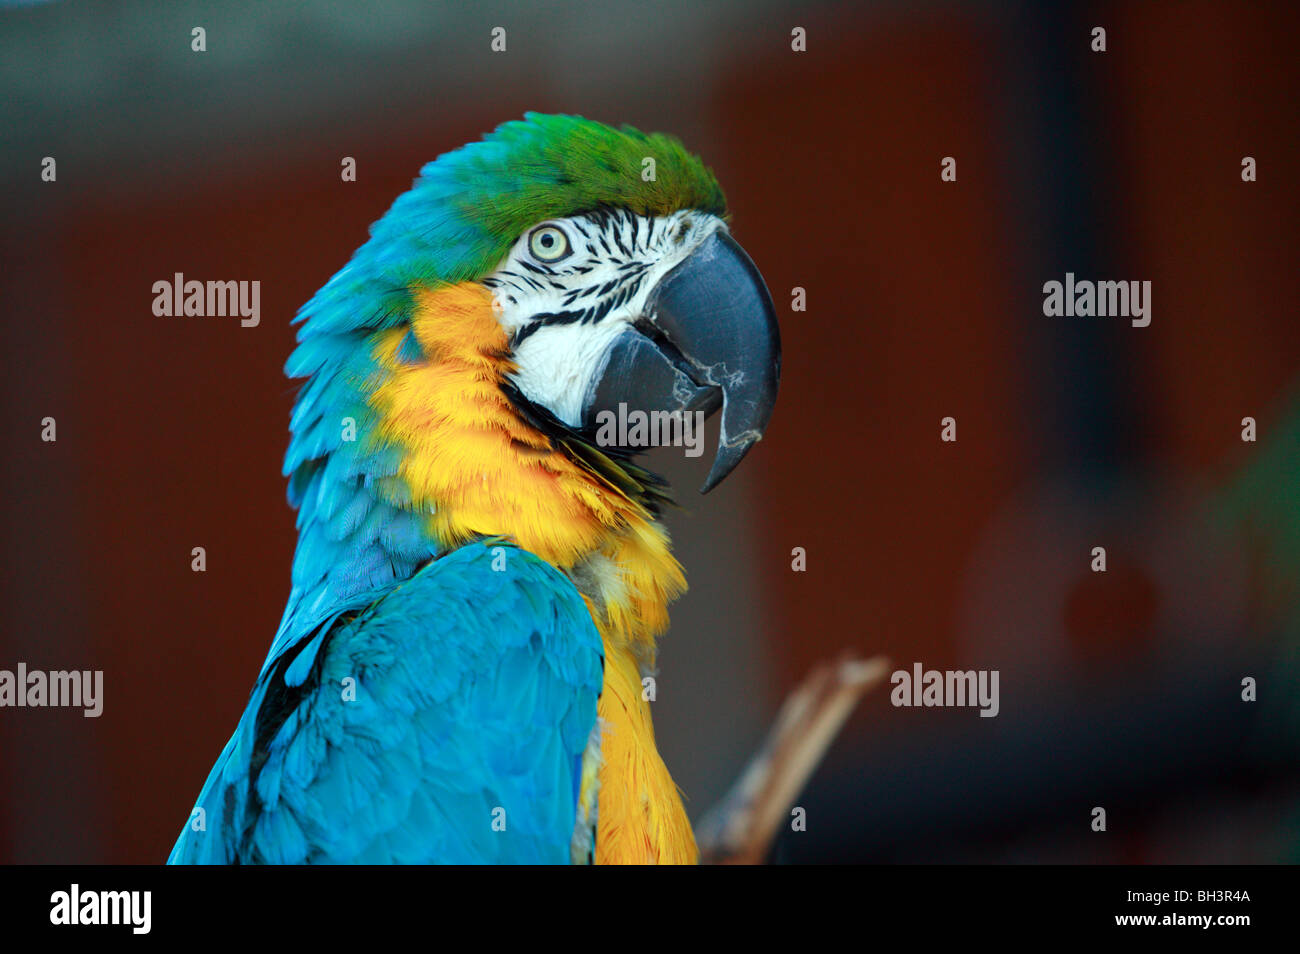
xmin=169 ymin=543 xmax=603 ymax=864
xmin=173 ymin=114 xmax=723 ymax=865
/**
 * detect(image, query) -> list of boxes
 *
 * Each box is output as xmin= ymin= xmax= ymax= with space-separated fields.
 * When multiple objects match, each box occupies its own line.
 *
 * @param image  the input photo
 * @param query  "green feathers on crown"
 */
xmin=454 ymin=112 xmax=728 ymax=252
xmin=290 ymin=112 xmax=726 ymax=363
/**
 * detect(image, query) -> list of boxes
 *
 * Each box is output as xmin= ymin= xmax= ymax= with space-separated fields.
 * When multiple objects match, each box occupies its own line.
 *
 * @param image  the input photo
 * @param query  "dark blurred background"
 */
xmin=1 ymin=0 xmax=1297 ymax=864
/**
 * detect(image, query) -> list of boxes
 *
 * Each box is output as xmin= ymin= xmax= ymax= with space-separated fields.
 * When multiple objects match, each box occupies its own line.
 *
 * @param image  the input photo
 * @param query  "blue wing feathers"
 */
xmin=169 ymin=542 xmax=603 ymax=864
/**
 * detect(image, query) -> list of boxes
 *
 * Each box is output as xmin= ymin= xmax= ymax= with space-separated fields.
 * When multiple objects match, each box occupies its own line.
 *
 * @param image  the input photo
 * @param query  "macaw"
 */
xmin=169 ymin=113 xmax=780 ymax=864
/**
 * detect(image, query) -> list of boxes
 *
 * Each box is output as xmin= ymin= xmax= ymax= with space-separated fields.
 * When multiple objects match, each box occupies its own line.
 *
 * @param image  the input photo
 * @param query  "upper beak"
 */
xmin=581 ymin=229 xmax=781 ymax=493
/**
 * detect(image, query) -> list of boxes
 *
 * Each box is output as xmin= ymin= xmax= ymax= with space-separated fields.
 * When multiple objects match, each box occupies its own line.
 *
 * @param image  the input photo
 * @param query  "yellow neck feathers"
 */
xmin=369 ymin=282 xmax=697 ymax=863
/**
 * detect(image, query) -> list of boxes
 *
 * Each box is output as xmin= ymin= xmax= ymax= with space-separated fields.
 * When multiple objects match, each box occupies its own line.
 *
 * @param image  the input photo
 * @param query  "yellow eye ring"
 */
xmin=528 ymin=225 xmax=571 ymax=263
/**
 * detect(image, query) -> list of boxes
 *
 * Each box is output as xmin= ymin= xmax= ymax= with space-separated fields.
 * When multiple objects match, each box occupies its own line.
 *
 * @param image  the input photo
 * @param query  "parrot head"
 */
xmin=414 ymin=113 xmax=780 ymax=493
xmin=282 ymin=114 xmax=780 ymax=631
xmin=486 ymin=196 xmax=779 ymax=494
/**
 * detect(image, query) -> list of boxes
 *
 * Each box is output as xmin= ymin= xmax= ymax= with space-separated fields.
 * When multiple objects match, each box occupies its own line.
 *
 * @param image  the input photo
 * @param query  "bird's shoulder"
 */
xmin=170 ymin=541 xmax=604 ymax=864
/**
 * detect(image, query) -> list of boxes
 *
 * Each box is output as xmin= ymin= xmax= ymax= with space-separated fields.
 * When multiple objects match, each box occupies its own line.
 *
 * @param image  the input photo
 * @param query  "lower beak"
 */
xmin=581 ymin=229 xmax=781 ymax=493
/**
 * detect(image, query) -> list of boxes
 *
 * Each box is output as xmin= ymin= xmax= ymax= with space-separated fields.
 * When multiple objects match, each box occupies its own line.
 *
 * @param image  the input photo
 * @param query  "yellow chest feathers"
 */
xmin=370 ymin=282 xmax=696 ymax=864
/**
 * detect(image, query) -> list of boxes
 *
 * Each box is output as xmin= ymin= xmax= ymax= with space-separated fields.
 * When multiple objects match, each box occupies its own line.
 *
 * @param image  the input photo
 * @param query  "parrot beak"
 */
xmin=581 ymin=229 xmax=781 ymax=493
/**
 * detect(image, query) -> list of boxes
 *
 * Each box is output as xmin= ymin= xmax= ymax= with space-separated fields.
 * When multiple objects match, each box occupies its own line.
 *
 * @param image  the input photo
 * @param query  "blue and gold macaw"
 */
xmin=169 ymin=113 xmax=780 ymax=864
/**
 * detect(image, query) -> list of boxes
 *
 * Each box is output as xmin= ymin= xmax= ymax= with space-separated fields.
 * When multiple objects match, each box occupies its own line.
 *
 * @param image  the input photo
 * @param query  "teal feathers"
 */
xmin=169 ymin=543 xmax=603 ymax=864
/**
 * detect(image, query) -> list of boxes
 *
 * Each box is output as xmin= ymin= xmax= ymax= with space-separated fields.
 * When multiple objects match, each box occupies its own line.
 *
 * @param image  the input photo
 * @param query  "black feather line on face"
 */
xmin=611 ymin=226 xmax=630 ymax=258
xmin=510 ymin=287 xmax=623 ymax=348
xmin=510 ymin=310 xmax=584 ymax=347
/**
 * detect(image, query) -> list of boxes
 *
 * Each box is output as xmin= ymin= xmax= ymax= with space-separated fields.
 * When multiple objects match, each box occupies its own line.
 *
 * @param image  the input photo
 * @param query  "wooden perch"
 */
xmin=695 ymin=653 xmax=890 ymax=864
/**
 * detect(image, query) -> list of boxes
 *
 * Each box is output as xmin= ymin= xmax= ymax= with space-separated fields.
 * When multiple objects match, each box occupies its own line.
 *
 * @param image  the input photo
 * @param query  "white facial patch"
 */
xmin=485 ymin=209 xmax=726 ymax=427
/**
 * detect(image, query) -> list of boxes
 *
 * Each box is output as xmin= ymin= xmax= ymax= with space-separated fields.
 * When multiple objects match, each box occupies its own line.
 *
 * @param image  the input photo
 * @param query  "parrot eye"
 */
xmin=527 ymin=225 xmax=571 ymax=263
